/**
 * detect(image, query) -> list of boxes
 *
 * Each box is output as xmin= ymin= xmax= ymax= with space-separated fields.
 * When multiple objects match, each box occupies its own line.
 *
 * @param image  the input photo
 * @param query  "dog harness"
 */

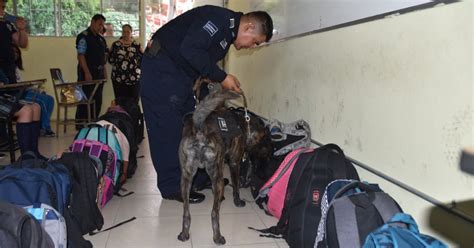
xmin=215 ymin=111 xmax=243 ymax=146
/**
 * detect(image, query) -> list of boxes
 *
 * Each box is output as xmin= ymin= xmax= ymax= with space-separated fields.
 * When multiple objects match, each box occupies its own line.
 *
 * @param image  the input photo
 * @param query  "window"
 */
xmin=5 ymin=0 xmax=139 ymax=37
xmin=144 ymin=0 xmax=193 ymax=40
xmin=103 ymin=0 xmax=140 ymax=37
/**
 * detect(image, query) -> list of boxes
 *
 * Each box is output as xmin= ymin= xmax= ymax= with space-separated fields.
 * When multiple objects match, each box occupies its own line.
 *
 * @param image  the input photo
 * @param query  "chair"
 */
xmin=0 ymin=79 xmax=46 ymax=162
xmin=50 ymin=68 xmax=106 ymax=136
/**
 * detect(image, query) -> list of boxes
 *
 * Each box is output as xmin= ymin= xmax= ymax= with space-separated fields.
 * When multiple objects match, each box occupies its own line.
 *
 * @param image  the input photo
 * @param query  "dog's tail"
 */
xmin=193 ymin=89 xmax=241 ymax=130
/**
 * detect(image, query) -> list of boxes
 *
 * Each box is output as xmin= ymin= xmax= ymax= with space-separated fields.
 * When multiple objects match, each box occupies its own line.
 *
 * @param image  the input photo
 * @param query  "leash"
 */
xmin=239 ymin=90 xmax=251 ymax=138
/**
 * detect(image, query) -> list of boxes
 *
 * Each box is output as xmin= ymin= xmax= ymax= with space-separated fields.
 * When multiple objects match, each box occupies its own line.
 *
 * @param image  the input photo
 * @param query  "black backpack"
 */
xmin=115 ymin=97 xmax=144 ymax=144
xmin=98 ymin=111 xmax=139 ymax=177
xmin=57 ymin=152 xmax=104 ymax=235
xmin=252 ymin=144 xmax=360 ymax=248
xmin=0 ymin=201 xmax=54 ymax=248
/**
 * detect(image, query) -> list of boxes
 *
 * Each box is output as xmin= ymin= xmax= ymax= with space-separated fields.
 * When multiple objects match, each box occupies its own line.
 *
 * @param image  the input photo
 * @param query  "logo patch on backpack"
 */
xmin=217 ymin=117 xmax=228 ymax=131
xmin=203 ymin=21 xmax=218 ymax=37
xmin=312 ymin=190 xmax=320 ymax=206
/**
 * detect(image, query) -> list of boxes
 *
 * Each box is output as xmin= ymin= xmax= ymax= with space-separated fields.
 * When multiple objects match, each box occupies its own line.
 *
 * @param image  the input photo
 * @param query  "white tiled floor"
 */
xmin=32 ymin=128 xmax=288 ymax=248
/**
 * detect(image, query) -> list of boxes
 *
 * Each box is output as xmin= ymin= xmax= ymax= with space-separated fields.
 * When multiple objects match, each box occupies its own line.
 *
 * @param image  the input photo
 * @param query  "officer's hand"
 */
xmin=221 ymin=74 xmax=242 ymax=93
xmin=85 ymin=72 xmax=93 ymax=82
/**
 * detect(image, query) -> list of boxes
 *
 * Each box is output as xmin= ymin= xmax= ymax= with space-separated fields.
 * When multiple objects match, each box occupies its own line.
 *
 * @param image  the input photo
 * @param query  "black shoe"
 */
xmin=163 ymin=191 xmax=205 ymax=204
xmin=193 ymin=178 xmax=229 ymax=192
xmin=40 ymin=129 xmax=56 ymax=137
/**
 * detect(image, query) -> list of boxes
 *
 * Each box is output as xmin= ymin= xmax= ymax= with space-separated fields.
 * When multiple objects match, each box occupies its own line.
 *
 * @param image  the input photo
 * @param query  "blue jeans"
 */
xmin=23 ymin=89 xmax=54 ymax=131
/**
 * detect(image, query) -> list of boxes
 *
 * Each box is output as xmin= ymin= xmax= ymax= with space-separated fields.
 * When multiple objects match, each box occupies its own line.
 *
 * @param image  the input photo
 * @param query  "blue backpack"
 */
xmin=363 ymin=213 xmax=448 ymax=248
xmin=0 ymin=152 xmax=71 ymax=214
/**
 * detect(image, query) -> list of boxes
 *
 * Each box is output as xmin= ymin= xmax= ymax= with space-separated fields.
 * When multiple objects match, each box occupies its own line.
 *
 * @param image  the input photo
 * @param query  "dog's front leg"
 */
xmin=177 ymin=160 xmax=197 ymax=242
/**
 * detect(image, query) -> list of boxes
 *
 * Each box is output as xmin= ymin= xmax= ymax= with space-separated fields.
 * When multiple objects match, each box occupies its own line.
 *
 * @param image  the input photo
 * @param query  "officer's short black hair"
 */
xmin=244 ymin=11 xmax=273 ymax=42
xmin=91 ymin=14 xmax=106 ymax=22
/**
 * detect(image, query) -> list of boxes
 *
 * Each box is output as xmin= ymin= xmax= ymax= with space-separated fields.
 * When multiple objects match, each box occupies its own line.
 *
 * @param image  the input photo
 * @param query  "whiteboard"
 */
xmin=250 ymin=0 xmax=440 ymax=42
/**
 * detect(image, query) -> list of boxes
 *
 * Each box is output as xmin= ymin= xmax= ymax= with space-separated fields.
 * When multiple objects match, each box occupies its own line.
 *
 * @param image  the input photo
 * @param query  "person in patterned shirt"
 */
xmin=108 ymin=24 xmax=143 ymax=102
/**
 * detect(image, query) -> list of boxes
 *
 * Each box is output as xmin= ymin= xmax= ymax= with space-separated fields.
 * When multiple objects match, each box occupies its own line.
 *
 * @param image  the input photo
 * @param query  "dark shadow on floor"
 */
xmin=427 ymin=199 xmax=474 ymax=247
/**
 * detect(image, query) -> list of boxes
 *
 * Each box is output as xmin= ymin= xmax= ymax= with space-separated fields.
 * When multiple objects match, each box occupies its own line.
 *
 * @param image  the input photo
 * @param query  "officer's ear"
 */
xmin=244 ymin=22 xmax=257 ymax=33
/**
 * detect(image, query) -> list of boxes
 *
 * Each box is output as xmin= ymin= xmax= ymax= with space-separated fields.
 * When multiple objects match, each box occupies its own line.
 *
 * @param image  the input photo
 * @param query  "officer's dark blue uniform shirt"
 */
xmin=76 ymin=27 xmax=107 ymax=76
xmin=152 ymin=5 xmax=242 ymax=82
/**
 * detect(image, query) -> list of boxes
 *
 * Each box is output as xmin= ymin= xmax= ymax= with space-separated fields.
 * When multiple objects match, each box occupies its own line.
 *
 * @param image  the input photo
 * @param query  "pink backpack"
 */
xmin=71 ymin=139 xmax=117 ymax=208
xmin=258 ymin=147 xmax=314 ymax=219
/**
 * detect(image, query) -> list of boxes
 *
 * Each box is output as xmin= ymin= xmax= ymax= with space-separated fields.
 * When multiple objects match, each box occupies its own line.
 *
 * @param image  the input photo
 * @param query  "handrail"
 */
xmin=311 ymin=138 xmax=474 ymax=225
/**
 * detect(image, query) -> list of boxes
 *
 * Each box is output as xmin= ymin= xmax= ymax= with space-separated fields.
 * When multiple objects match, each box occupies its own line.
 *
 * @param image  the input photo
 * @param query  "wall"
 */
xmin=18 ymin=0 xmax=473 ymax=245
xmin=228 ymin=0 xmax=473 ymax=246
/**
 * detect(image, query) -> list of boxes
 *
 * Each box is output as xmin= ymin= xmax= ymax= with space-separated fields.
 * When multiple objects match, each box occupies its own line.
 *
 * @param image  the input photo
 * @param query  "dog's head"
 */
xmin=232 ymin=109 xmax=273 ymax=165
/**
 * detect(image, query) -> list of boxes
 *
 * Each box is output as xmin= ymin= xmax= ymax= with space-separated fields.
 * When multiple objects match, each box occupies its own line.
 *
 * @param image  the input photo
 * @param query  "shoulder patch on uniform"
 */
xmin=6 ymin=22 xmax=15 ymax=32
xmin=203 ymin=21 xmax=218 ymax=37
xmin=220 ymin=39 xmax=228 ymax=50
xmin=77 ymin=38 xmax=87 ymax=54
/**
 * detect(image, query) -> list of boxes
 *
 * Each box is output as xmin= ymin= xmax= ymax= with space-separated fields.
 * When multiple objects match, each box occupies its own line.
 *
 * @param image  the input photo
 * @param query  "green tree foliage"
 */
xmin=6 ymin=0 xmax=138 ymax=37
xmin=103 ymin=11 xmax=139 ymax=37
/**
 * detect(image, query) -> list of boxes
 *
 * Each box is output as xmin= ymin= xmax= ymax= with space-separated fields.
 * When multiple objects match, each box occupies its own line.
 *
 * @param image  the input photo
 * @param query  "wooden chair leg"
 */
xmin=64 ymin=106 xmax=68 ymax=133
xmin=56 ymin=105 xmax=60 ymax=138
xmin=92 ymin=102 xmax=96 ymax=122
xmin=87 ymin=104 xmax=91 ymax=125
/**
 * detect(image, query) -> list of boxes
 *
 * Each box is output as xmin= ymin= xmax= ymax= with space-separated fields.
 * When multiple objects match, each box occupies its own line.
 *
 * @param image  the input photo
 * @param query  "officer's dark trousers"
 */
xmin=140 ymin=51 xmax=208 ymax=197
xmin=75 ymin=67 xmax=104 ymax=129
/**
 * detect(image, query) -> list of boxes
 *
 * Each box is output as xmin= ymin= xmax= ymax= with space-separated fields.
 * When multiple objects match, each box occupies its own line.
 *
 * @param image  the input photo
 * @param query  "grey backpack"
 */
xmin=23 ymin=204 xmax=67 ymax=248
xmin=314 ymin=180 xmax=403 ymax=248
xmin=263 ymin=118 xmax=311 ymax=156
xmin=0 ymin=201 xmax=54 ymax=248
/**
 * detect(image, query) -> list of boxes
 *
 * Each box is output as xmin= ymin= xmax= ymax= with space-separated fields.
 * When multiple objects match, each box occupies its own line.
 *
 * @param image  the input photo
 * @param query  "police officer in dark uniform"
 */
xmin=140 ymin=5 xmax=273 ymax=203
xmin=75 ymin=14 xmax=107 ymax=129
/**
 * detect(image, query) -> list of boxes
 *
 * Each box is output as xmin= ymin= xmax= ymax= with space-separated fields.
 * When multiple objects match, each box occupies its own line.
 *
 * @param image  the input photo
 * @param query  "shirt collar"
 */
xmin=230 ymin=12 xmax=242 ymax=41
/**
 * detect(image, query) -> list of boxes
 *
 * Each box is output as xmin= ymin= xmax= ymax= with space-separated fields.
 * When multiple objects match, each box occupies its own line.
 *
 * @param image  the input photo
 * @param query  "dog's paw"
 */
xmin=233 ymin=198 xmax=246 ymax=207
xmin=177 ymin=232 xmax=190 ymax=242
xmin=213 ymin=235 xmax=226 ymax=245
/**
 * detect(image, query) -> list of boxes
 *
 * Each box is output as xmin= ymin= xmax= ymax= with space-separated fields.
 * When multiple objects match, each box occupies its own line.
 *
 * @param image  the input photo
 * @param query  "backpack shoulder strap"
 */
xmin=332 ymin=196 xmax=360 ymax=247
xmin=372 ymin=192 xmax=403 ymax=223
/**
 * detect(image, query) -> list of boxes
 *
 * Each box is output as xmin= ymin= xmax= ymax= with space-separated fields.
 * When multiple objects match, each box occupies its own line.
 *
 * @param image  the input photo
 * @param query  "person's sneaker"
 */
xmin=41 ymin=129 xmax=56 ymax=137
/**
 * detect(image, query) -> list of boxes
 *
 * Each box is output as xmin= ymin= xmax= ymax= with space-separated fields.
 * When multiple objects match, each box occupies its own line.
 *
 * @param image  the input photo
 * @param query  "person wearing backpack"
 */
xmin=139 ymin=5 xmax=273 ymax=203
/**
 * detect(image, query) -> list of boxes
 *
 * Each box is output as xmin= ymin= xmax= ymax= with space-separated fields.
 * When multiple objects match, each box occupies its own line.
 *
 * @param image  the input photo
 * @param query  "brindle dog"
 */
xmin=177 ymin=88 xmax=271 ymax=245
